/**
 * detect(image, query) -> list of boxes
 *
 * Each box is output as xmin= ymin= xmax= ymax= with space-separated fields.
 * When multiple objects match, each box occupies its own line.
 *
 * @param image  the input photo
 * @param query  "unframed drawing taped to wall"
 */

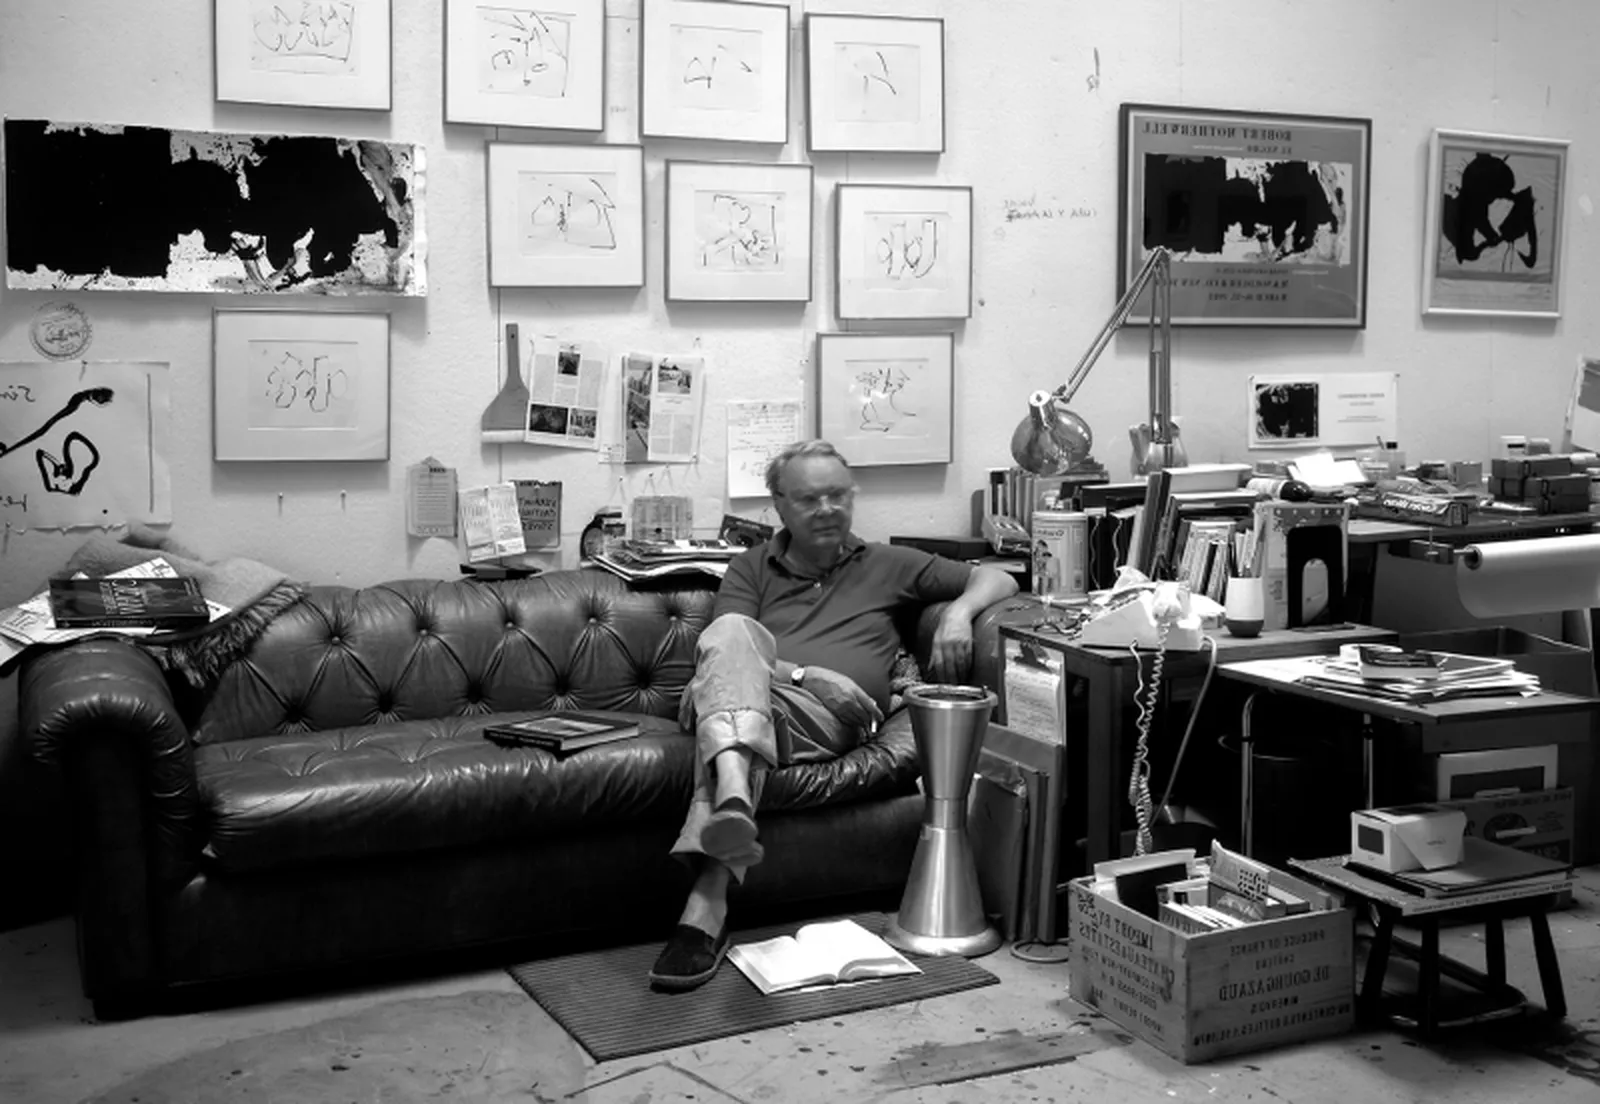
xmin=3 ymin=120 xmax=426 ymax=296
xmin=0 ymin=362 xmax=172 ymax=529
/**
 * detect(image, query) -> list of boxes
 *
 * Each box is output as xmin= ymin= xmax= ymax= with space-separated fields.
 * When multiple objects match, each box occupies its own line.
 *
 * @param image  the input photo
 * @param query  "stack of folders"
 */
xmin=1348 ymin=836 xmax=1572 ymax=901
xmin=1301 ymin=644 xmax=1538 ymax=703
xmin=1096 ymin=842 xmax=1328 ymax=934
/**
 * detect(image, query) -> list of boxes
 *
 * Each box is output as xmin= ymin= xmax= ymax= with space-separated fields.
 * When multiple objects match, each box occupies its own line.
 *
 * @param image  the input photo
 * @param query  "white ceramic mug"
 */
xmin=1224 ymin=576 xmax=1265 ymax=638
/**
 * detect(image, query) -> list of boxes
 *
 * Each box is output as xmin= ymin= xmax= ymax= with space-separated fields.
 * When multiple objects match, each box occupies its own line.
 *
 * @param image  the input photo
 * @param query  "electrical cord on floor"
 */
xmin=1009 ymin=938 xmax=1072 ymax=963
xmin=1129 ymin=623 xmax=1170 ymax=856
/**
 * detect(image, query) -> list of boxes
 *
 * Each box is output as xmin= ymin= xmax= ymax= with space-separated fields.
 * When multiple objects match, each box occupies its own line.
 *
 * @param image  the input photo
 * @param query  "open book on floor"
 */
xmin=728 ymin=918 xmax=921 ymax=996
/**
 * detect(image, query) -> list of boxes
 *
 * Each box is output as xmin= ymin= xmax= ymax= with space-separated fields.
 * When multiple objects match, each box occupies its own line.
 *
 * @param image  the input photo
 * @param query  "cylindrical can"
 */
xmin=1029 ymin=511 xmax=1088 ymax=600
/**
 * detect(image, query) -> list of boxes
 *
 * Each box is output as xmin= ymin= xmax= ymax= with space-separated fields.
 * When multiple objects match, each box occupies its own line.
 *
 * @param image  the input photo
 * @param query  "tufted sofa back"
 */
xmin=190 ymin=570 xmax=717 ymax=745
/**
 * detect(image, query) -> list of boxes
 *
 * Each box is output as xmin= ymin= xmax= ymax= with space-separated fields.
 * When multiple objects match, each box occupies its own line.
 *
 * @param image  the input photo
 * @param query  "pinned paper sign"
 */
xmin=513 ymin=479 xmax=561 ymax=550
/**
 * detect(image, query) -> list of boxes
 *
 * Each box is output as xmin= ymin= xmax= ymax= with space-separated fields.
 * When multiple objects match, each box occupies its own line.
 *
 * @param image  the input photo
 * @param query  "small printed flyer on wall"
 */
xmin=458 ymin=482 xmax=525 ymax=563
xmin=1248 ymin=371 xmax=1398 ymax=449
xmin=726 ymin=400 xmax=803 ymax=498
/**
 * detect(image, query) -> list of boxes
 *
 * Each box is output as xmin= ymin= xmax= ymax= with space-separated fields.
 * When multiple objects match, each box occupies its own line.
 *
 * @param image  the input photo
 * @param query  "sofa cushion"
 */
xmin=194 ymin=710 xmax=920 ymax=874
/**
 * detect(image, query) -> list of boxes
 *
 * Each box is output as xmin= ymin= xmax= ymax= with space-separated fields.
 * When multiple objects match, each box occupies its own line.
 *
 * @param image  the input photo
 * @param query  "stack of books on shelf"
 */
xmin=588 ymin=538 xmax=739 ymax=582
xmin=1299 ymin=643 xmax=1538 ymax=703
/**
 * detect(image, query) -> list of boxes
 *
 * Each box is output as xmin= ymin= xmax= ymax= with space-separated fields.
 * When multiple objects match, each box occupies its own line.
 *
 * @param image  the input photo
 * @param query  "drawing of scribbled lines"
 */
xmin=867 ymin=212 xmax=948 ymax=288
xmin=669 ymin=23 xmax=763 ymax=111
xmin=476 ymin=4 xmax=572 ymax=98
xmin=251 ymin=1 xmax=357 ymax=70
xmin=832 ymin=42 xmax=921 ymax=123
xmin=696 ymin=190 xmax=782 ymax=271
xmin=848 ymin=357 xmax=923 ymax=436
xmin=252 ymin=341 xmax=357 ymax=429
xmin=519 ymin=172 xmax=619 ymax=255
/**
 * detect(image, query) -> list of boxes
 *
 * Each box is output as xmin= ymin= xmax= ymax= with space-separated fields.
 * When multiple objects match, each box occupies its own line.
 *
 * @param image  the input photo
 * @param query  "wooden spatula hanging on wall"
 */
xmin=481 ymin=322 xmax=530 ymax=443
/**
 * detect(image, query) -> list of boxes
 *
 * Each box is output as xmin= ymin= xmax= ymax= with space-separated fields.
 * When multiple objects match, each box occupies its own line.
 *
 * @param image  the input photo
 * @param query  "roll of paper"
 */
xmin=1456 ymin=533 xmax=1600 ymax=618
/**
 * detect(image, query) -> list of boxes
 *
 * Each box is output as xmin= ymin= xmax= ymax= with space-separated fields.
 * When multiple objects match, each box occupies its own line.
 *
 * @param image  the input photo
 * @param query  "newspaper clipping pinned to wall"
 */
xmin=621 ymin=352 xmax=706 ymax=464
xmin=525 ymin=334 xmax=607 ymax=450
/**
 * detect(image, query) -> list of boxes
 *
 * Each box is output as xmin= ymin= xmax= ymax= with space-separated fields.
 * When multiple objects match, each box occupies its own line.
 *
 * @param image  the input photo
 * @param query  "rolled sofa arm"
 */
xmin=21 ymin=638 xmax=204 ymax=1011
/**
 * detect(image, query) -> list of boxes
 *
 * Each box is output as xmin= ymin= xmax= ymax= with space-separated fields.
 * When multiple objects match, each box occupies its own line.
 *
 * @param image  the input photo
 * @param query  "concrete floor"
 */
xmin=2 ymin=872 xmax=1598 ymax=1103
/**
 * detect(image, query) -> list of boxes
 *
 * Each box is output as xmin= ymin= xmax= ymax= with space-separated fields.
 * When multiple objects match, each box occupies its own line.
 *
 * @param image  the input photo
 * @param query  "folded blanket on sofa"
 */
xmin=53 ymin=525 xmax=308 ymax=689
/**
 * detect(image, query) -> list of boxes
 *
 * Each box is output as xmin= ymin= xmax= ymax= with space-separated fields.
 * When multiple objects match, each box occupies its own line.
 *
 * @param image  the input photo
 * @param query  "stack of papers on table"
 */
xmin=1300 ymin=648 xmax=1538 ymax=703
xmin=589 ymin=539 xmax=738 ymax=581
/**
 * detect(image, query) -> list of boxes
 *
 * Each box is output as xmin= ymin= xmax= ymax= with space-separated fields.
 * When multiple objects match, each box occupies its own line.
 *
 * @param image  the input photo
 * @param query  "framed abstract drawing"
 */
xmin=815 ymin=331 xmax=953 ymax=467
xmin=486 ymin=142 xmax=645 ymax=287
xmin=214 ymin=0 xmax=393 ymax=110
xmin=835 ymin=183 xmax=972 ymax=321
xmin=1422 ymin=129 xmax=1568 ymax=318
xmin=665 ymin=161 xmax=814 ymax=302
xmin=213 ymin=309 xmax=390 ymax=461
xmin=1117 ymin=103 xmax=1372 ymax=327
xmin=444 ymin=0 xmax=605 ymax=131
xmin=640 ymin=0 xmax=790 ymax=144
xmin=804 ymin=13 xmax=945 ymax=153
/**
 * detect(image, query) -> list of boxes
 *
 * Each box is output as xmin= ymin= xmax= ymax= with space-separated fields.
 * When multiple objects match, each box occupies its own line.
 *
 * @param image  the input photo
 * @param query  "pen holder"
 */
xmin=1224 ymin=576 xmax=1265 ymax=638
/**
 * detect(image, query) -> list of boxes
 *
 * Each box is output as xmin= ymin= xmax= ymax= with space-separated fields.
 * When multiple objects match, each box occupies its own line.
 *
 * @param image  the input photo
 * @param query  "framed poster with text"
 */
xmin=1118 ymin=104 xmax=1372 ymax=328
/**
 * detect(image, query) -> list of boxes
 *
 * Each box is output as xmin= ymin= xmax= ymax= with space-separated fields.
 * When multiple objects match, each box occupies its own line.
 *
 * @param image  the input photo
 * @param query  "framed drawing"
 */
xmin=665 ymin=161 xmax=814 ymax=303
xmin=815 ymin=332 xmax=953 ymax=467
xmin=1117 ymin=103 xmax=1372 ymax=328
xmin=486 ymin=142 xmax=644 ymax=287
xmin=444 ymin=0 xmax=605 ymax=131
xmin=804 ymin=14 xmax=945 ymax=153
xmin=640 ymin=0 xmax=790 ymax=144
xmin=1422 ymin=129 xmax=1568 ymax=318
xmin=214 ymin=0 xmax=392 ymax=110
xmin=213 ymin=310 xmax=390 ymax=461
xmin=835 ymin=184 xmax=972 ymax=321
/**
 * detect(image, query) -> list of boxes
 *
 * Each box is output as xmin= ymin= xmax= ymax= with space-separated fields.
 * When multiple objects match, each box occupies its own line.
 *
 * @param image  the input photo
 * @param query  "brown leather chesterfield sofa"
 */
xmin=22 ymin=567 xmax=1014 ymax=1018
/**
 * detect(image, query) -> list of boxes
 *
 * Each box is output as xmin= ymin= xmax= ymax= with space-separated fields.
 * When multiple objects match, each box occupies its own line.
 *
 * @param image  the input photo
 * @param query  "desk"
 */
xmin=1346 ymin=510 xmax=1597 ymax=625
xmin=1219 ymin=656 xmax=1597 ymax=856
xmin=998 ymin=622 xmax=1396 ymax=868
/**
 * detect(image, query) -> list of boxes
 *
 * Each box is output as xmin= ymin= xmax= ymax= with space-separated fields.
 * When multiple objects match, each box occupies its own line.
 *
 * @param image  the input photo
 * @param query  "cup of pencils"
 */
xmin=1223 ymin=575 xmax=1265 ymax=638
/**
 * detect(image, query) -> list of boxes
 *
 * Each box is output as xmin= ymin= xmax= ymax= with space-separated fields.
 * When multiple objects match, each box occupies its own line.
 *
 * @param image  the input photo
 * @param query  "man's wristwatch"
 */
xmin=789 ymin=666 xmax=808 ymax=687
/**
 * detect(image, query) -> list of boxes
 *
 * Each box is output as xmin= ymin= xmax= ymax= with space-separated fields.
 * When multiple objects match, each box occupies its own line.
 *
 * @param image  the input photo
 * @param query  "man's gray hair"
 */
xmin=764 ymin=439 xmax=851 ymax=496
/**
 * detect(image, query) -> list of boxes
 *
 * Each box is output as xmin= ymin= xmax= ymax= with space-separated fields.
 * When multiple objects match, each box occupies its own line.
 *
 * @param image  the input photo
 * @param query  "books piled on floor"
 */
xmin=1089 ymin=842 xmax=1336 ymax=933
xmin=728 ymin=917 xmax=920 ymax=995
xmin=588 ymin=538 xmax=739 ymax=581
xmin=1298 ymin=643 xmax=1538 ymax=703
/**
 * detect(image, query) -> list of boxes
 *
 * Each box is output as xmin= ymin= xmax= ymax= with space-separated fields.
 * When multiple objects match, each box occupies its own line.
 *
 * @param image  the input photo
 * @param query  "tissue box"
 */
xmin=1350 ymin=804 xmax=1466 ymax=873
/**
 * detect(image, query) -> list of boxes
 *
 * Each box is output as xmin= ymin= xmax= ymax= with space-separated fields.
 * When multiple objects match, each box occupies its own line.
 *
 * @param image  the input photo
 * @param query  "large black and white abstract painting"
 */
xmin=4 ymin=120 xmax=426 ymax=296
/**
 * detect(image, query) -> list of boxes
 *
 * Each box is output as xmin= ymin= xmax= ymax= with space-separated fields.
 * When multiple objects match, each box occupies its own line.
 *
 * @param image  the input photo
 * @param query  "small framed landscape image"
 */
xmin=213 ymin=309 xmax=390 ymax=461
xmin=804 ymin=13 xmax=944 ymax=154
xmin=1422 ymin=129 xmax=1569 ymax=318
xmin=640 ymin=0 xmax=791 ymax=144
xmin=666 ymin=161 xmax=814 ymax=303
xmin=214 ymin=0 xmax=393 ymax=110
xmin=835 ymin=184 xmax=972 ymax=321
xmin=486 ymin=142 xmax=645 ymax=287
xmin=815 ymin=331 xmax=954 ymax=467
xmin=444 ymin=0 xmax=605 ymax=131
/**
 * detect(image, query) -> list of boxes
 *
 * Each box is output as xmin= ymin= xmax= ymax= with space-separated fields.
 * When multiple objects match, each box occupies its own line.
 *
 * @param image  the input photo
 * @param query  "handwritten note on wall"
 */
xmin=726 ymin=400 xmax=802 ymax=498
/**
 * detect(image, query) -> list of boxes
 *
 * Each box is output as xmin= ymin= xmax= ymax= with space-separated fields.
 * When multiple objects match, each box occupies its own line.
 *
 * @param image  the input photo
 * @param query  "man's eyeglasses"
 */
xmin=777 ymin=488 xmax=857 ymax=512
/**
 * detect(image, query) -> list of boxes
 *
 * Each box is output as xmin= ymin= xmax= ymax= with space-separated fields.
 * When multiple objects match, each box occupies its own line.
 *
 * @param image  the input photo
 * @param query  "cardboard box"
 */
xmin=1067 ymin=877 xmax=1355 ymax=1063
xmin=1436 ymin=787 xmax=1575 ymax=866
xmin=1350 ymin=805 xmax=1466 ymax=873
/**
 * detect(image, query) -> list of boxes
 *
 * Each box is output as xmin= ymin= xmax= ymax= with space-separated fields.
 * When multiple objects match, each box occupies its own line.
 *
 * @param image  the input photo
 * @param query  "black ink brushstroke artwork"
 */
xmin=480 ymin=6 xmax=572 ymax=97
xmin=1437 ymin=149 xmax=1558 ymax=280
xmin=1253 ymin=382 xmax=1319 ymax=442
xmin=4 ymin=119 xmax=426 ymax=296
xmin=854 ymin=361 xmax=919 ymax=434
xmin=0 ymin=387 xmax=112 ymax=496
xmin=254 ymin=2 xmax=357 ymax=65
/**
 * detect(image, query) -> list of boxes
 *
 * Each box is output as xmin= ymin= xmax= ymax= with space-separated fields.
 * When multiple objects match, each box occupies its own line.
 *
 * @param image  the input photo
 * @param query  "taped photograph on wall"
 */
xmin=665 ymin=160 xmax=814 ymax=302
xmin=1118 ymin=104 xmax=1371 ymax=327
xmin=1422 ymin=129 xmax=1568 ymax=318
xmin=804 ymin=13 xmax=945 ymax=154
xmin=640 ymin=0 xmax=790 ymax=144
xmin=487 ymin=142 xmax=644 ymax=287
xmin=0 ymin=361 xmax=172 ymax=528
xmin=444 ymin=0 xmax=605 ymax=131
xmin=215 ymin=0 xmax=393 ymax=110
xmin=213 ymin=310 xmax=390 ymax=461
xmin=835 ymin=184 xmax=972 ymax=321
xmin=1247 ymin=371 xmax=1397 ymax=449
xmin=3 ymin=120 xmax=426 ymax=296
xmin=815 ymin=332 xmax=953 ymax=467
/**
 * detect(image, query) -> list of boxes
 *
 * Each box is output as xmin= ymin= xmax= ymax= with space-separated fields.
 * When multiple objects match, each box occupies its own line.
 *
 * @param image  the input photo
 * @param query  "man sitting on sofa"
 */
xmin=649 ymin=439 xmax=1019 ymax=990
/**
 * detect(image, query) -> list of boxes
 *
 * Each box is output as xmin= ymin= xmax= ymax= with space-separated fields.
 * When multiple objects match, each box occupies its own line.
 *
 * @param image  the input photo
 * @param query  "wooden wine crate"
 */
xmin=1066 ymin=876 xmax=1356 ymax=1063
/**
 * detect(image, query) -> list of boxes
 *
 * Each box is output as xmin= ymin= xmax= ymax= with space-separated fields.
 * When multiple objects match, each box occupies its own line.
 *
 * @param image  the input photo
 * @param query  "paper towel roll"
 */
xmin=1456 ymin=533 xmax=1600 ymax=618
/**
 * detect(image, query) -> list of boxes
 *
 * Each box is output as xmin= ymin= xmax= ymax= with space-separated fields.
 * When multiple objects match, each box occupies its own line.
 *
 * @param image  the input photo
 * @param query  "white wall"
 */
xmin=1 ymin=0 xmax=1597 ymax=903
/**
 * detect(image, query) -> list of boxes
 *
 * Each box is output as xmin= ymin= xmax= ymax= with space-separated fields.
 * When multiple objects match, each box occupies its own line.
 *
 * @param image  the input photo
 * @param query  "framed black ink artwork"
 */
xmin=814 ymin=331 xmax=953 ymax=467
xmin=1422 ymin=129 xmax=1568 ymax=319
xmin=215 ymin=0 xmax=393 ymax=111
xmin=1117 ymin=104 xmax=1372 ymax=328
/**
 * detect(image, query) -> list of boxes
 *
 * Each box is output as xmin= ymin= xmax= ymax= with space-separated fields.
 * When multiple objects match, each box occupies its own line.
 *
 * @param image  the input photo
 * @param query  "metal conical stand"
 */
xmin=884 ymin=684 xmax=1002 ymax=958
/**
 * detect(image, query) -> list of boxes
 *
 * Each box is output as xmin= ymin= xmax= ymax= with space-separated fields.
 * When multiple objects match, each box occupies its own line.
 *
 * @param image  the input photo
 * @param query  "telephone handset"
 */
xmin=1076 ymin=572 xmax=1205 ymax=651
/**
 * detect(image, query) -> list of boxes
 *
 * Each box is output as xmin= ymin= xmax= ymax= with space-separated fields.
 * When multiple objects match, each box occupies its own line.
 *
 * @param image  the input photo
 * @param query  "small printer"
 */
xmin=1350 ymin=804 xmax=1466 ymax=874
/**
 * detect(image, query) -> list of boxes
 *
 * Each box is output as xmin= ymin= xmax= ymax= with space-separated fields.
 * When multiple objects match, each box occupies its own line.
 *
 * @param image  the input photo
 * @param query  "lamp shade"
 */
xmin=1010 ymin=390 xmax=1093 ymax=475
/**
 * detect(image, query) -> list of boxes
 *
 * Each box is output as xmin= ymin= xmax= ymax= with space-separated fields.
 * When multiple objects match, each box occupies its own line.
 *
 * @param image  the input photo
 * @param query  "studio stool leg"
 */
xmin=1485 ymin=918 xmax=1506 ymax=990
xmin=1419 ymin=920 xmax=1441 ymax=1039
xmin=1529 ymin=911 xmax=1566 ymax=1019
xmin=1360 ymin=906 xmax=1396 ymax=1023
